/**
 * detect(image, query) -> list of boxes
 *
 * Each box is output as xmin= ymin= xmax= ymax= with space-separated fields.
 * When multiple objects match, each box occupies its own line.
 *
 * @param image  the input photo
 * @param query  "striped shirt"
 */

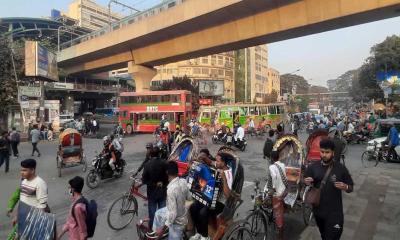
xmin=20 ymin=176 xmax=48 ymax=209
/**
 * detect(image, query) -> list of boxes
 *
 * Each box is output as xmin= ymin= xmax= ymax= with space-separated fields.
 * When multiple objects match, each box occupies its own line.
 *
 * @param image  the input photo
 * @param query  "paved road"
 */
xmin=0 ymin=131 xmax=366 ymax=239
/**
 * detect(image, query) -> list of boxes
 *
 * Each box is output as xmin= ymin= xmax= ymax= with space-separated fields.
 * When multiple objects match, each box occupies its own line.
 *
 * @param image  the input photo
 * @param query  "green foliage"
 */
xmin=309 ymin=85 xmax=328 ymax=93
xmin=295 ymin=96 xmax=310 ymax=112
xmin=335 ymin=70 xmax=358 ymax=92
xmin=280 ymin=74 xmax=309 ymax=94
xmin=0 ymin=37 xmax=24 ymax=114
xmin=350 ymin=35 xmax=400 ymax=102
xmin=235 ymin=49 xmax=245 ymax=103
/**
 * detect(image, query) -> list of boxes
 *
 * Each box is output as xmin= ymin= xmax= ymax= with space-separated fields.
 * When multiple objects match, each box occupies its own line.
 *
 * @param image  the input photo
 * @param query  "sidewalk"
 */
xmin=300 ymin=163 xmax=400 ymax=240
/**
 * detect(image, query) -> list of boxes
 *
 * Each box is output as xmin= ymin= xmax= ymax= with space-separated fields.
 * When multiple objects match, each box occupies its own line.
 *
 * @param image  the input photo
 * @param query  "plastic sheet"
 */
xmin=18 ymin=202 xmax=56 ymax=240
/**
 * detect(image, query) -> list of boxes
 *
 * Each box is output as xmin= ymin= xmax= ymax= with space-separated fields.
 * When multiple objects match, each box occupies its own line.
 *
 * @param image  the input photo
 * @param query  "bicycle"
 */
xmin=361 ymin=141 xmax=393 ymax=167
xmin=107 ymin=171 xmax=147 ymax=230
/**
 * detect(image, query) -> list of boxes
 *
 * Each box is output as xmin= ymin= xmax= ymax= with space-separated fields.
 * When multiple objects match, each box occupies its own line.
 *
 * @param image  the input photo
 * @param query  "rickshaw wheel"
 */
xmin=56 ymin=155 xmax=62 ymax=177
xmin=82 ymin=155 xmax=87 ymax=172
xmin=222 ymin=220 xmax=255 ymax=240
xmin=245 ymin=209 xmax=268 ymax=240
xmin=302 ymin=203 xmax=314 ymax=226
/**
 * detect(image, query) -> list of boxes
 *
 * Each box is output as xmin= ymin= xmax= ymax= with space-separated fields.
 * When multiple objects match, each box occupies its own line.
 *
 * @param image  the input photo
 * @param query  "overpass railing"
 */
xmin=59 ymin=0 xmax=185 ymax=51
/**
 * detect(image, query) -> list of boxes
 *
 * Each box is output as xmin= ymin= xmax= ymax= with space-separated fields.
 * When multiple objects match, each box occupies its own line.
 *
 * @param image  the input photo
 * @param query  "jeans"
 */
xmin=32 ymin=142 xmax=41 ymax=156
xmin=190 ymin=201 xmax=224 ymax=237
xmin=0 ymin=152 xmax=10 ymax=172
xmin=168 ymin=224 xmax=184 ymax=240
xmin=11 ymin=142 xmax=19 ymax=157
xmin=148 ymin=198 xmax=166 ymax=229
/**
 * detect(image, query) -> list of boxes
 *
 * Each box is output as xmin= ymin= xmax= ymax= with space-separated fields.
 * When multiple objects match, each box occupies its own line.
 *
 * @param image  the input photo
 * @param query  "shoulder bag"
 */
xmin=304 ymin=164 xmax=333 ymax=207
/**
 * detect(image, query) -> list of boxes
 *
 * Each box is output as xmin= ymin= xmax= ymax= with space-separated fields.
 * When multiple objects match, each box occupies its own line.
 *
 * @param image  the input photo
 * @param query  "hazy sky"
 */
xmin=1 ymin=0 xmax=400 ymax=86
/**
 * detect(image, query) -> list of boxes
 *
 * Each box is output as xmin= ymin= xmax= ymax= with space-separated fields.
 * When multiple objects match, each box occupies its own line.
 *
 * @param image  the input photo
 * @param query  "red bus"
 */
xmin=119 ymin=90 xmax=192 ymax=133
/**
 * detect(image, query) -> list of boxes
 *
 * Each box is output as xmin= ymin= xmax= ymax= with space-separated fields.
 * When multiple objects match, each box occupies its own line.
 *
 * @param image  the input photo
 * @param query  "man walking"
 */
xmin=0 ymin=131 xmax=10 ymax=173
xmin=9 ymin=127 xmax=20 ymax=158
xmin=30 ymin=124 xmax=41 ymax=157
xmin=136 ymin=147 xmax=168 ymax=228
xmin=151 ymin=161 xmax=191 ymax=239
xmin=58 ymin=176 xmax=88 ymax=240
xmin=304 ymin=138 xmax=353 ymax=240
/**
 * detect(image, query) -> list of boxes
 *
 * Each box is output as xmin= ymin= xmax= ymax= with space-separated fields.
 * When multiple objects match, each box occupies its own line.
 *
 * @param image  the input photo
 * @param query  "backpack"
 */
xmin=112 ymin=139 xmax=124 ymax=153
xmin=72 ymin=197 xmax=98 ymax=238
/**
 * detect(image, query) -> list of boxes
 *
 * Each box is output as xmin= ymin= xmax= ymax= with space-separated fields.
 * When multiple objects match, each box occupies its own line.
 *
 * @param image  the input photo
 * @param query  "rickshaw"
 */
xmin=246 ymin=134 xmax=312 ymax=240
xmin=106 ymin=137 xmax=198 ymax=231
xmin=56 ymin=128 xmax=87 ymax=177
xmin=135 ymin=147 xmax=254 ymax=240
xmin=305 ymin=129 xmax=328 ymax=163
xmin=168 ymin=137 xmax=198 ymax=176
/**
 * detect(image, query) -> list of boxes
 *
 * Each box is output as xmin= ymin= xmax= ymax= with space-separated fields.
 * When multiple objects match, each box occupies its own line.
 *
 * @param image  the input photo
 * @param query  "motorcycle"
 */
xmin=212 ymin=130 xmax=227 ymax=144
xmin=344 ymin=130 xmax=370 ymax=144
xmin=86 ymin=152 xmax=126 ymax=189
xmin=226 ymin=135 xmax=247 ymax=151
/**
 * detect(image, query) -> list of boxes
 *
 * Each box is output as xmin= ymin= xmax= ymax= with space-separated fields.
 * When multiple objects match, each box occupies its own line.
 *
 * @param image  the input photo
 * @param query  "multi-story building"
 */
xmin=235 ymin=45 xmax=269 ymax=103
xmin=267 ymin=67 xmax=280 ymax=95
xmin=151 ymin=52 xmax=236 ymax=103
xmin=63 ymin=0 xmax=122 ymax=30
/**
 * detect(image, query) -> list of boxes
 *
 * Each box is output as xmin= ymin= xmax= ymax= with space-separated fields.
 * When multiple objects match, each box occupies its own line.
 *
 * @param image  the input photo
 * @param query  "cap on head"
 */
xmin=21 ymin=159 xmax=37 ymax=169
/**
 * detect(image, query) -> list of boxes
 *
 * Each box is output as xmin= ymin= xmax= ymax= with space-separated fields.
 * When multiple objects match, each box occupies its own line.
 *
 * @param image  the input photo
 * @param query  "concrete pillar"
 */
xmin=128 ymin=62 xmax=157 ymax=92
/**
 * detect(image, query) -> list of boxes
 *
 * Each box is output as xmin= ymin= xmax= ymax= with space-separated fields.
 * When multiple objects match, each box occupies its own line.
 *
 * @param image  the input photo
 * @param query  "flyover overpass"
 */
xmin=57 ymin=0 xmax=400 ymax=91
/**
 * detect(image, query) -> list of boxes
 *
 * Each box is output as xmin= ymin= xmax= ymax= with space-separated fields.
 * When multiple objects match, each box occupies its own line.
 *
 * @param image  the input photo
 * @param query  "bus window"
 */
xmin=243 ymin=107 xmax=249 ymax=116
xmin=161 ymin=95 xmax=171 ymax=102
xmin=130 ymin=112 xmax=134 ymax=120
xmin=249 ymin=107 xmax=256 ymax=115
xmin=268 ymin=106 xmax=277 ymax=114
xmin=171 ymin=95 xmax=179 ymax=103
xmin=186 ymin=94 xmax=191 ymax=103
xmin=277 ymin=106 xmax=283 ymax=114
xmin=202 ymin=112 xmax=211 ymax=118
xmin=255 ymin=106 xmax=260 ymax=116
xmin=122 ymin=111 xmax=128 ymax=118
xmin=260 ymin=106 xmax=266 ymax=115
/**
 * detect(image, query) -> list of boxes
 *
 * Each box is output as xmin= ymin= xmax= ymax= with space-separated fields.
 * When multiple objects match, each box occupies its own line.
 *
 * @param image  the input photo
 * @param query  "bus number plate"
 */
xmin=146 ymin=106 xmax=158 ymax=112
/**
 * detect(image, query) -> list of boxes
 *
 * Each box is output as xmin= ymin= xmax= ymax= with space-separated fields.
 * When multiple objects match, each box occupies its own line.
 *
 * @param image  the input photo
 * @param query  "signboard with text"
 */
xmin=25 ymin=41 xmax=59 ymax=81
xmin=18 ymin=86 xmax=41 ymax=97
xmin=199 ymin=80 xmax=224 ymax=96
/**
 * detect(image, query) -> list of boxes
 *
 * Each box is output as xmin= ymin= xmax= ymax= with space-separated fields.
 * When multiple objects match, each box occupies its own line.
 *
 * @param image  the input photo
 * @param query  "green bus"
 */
xmin=198 ymin=103 xmax=287 ymax=129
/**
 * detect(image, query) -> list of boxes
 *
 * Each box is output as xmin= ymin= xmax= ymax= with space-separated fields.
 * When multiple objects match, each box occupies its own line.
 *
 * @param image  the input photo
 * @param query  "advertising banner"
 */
xmin=199 ymin=80 xmax=224 ymax=96
xmin=18 ymin=86 xmax=41 ymax=97
xmin=25 ymin=41 xmax=59 ymax=81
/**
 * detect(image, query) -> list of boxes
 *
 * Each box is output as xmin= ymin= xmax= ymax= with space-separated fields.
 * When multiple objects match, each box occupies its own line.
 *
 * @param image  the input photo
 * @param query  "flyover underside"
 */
xmin=59 ymin=0 xmax=400 ymax=75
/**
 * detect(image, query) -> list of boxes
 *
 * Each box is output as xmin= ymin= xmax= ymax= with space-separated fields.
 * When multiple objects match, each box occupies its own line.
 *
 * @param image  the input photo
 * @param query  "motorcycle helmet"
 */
xmin=103 ymin=136 xmax=111 ymax=146
xmin=162 ymin=127 xmax=168 ymax=132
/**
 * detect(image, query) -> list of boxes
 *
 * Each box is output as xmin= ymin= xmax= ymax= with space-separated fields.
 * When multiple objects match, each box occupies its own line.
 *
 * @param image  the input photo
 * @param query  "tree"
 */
xmin=351 ymin=35 xmax=400 ymax=102
xmin=335 ymin=70 xmax=358 ymax=92
xmin=280 ymin=74 xmax=309 ymax=94
xmin=309 ymin=85 xmax=328 ymax=94
xmin=295 ymin=95 xmax=310 ymax=112
xmin=151 ymin=75 xmax=200 ymax=111
xmin=0 ymin=37 xmax=24 ymax=115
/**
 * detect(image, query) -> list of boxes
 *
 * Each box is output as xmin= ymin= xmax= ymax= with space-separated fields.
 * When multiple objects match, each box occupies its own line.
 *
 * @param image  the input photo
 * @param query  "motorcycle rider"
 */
xmin=234 ymin=123 xmax=245 ymax=147
xmin=382 ymin=123 xmax=399 ymax=160
xmin=103 ymin=135 xmax=122 ymax=176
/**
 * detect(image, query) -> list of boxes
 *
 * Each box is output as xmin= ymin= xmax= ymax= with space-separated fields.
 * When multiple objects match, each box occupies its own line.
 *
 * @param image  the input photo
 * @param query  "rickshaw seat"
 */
xmin=307 ymin=136 xmax=323 ymax=161
xmin=61 ymin=146 xmax=81 ymax=157
xmin=177 ymin=161 xmax=189 ymax=177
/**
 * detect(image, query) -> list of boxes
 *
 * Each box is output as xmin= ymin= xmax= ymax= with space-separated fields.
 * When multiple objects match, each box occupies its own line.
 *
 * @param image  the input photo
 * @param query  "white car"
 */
xmin=366 ymin=134 xmax=400 ymax=152
xmin=59 ymin=114 xmax=75 ymax=125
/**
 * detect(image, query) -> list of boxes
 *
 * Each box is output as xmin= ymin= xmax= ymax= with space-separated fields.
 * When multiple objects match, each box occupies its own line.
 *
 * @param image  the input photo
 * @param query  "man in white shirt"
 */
xmin=234 ymin=124 xmax=245 ymax=142
xmin=344 ymin=122 xmax=355 ymax=136
xmin=264 ymin=151 xmax=287 ymax=240
xmin=20 ymin=159 xmax=48 ymax=210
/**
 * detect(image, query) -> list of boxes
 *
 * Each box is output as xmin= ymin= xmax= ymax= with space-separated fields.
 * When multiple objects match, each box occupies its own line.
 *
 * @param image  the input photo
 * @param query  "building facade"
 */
xmin=235 ymin=45 xmax=270 ymax=103
xmin=267 ymin=67 xmax=280 ymax=95
xmin=63 ymin=0 xmax=122 ymax=30
xmin=151 ymin=52 xmax=236 ymax=103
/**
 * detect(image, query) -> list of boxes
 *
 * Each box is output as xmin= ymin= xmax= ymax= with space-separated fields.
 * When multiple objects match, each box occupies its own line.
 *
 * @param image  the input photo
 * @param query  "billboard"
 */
xmin=25 ymin=41 xmax=59 ymax=81
xmin=199 ymin=80 xmax=224 ymax=96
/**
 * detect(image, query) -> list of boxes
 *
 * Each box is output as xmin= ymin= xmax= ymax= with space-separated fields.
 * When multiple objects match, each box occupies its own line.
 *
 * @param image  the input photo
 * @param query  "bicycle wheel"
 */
xmin=361 ymin=151 xmax=377 ymax=168
xmin=107 ymin=194 xmax=138 ymax=230
xmin=245 ymin=209 xmax=268 ymax=240
xmin=222 ymin=220 xmax=255 ymax=240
